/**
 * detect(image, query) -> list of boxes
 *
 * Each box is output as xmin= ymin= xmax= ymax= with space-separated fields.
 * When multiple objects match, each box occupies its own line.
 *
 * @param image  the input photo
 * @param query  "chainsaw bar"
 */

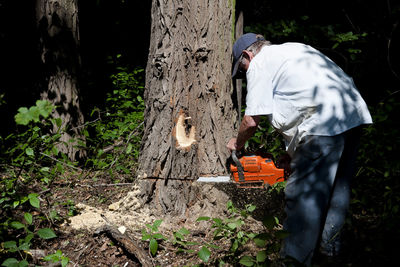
xmin=196 ymin=176 xmax=231 ymax=183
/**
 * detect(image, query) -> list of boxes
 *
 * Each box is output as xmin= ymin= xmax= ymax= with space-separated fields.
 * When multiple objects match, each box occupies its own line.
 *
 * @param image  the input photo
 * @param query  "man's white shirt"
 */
xmin=245 ymin=42 xmax=372 ymax=155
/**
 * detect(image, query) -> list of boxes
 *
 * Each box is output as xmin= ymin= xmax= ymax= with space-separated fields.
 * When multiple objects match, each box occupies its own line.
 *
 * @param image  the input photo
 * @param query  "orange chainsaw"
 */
xmin=197 ymin=150 xmax=286 ymax=188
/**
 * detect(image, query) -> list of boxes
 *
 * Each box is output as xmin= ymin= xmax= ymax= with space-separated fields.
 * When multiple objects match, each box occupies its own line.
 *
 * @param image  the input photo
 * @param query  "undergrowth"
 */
xmin=0 ymin=64 xmax=145 ymax=266
xmin=141 ymin=201 xmax=293 ymax=266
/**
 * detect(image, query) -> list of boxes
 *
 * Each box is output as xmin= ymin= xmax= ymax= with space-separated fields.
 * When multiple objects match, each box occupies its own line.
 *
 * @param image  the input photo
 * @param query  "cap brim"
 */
xmin=231 ymin=59 xmax=241 ymax=79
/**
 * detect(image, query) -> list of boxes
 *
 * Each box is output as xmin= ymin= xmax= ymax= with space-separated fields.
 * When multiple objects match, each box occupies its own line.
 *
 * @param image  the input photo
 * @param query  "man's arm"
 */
xmin=227 ymin=115 xmax=261 ymax=151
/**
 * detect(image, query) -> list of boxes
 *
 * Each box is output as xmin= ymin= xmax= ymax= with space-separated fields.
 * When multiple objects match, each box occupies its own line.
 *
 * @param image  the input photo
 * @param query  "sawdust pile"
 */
xmin=63 ymin=183 xmax=248 ymax=234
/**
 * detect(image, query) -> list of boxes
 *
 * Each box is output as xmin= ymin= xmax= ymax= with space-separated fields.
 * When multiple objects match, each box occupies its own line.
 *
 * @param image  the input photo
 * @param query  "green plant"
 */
xmin=245 ymin=116 xmax=286 ymax=159
xmin=141 ymin=219 xmax=168 ymax=256
xmin=0 ymin=100 xmax=69 ymax=267
xmin=352 ymin=97 xmax=400 ymax=228
xmin=171 ymin=227 xmax=199 ymax=254
xmin=84 ymin=65 xmax=145 ymax=178
xmin=142 ymin=202 xmax=289 ymax=266
xmin=1 ymin=196 xmax=57 ymax=267
xmin=195 ymin=201 xmax=259 ymax=265
xmin=43 ymin=249 xmax=69 ymax=267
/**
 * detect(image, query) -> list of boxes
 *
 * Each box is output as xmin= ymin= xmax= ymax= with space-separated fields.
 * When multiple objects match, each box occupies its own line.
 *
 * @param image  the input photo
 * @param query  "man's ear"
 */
xmin=242 ymin=50 xmax=254 ymax=61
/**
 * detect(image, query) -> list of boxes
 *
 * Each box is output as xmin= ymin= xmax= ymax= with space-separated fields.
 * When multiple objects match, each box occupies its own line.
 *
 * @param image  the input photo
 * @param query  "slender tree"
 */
xmin=137 ymin=0 xmax=237 ymax=215
xmin=36 ymin=0 xmax=85 ymax=160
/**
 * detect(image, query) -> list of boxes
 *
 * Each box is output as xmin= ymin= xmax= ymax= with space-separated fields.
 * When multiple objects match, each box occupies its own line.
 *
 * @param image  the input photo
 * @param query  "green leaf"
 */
xmin=28 ymin=193 xmax=40 ymax=208
xmin=149 ymin=238 xmax=158 ymax=256
xmin=29 ymin=106 xmax=40 ymax=122
xmin=231 ymin=239 xmax=239 ymax=252
xmin=152 ymin=233 xmax=166 ymax=240
xmin=141 ymin=233 xmax=151 ymax=241
xmin=25 ymin=147 xmax=34 ymax=156
xmin=262 ymin=216 xmax=277 ymax=230
xmin=212 ymin=218 xmax=222 ymax=224
xmin=24 ymin=212 xmax=33 ymax=225
xmin=256 ymin=250 xmax=268 ymax=262
xmin=37 ymin=228 xmax=57 ymax=239
xmin=18 ymin=242 xmax=30 ymax=251
xmin=178 ymin=227 xmax=190 ymax=235
xmin=18 ymin=260 xmax=28 ymax=267
xmin=1 ymin=258 xmax=19 ymax=267
xmin=12 ymin=201 xmax=20 ymax=208
xmin=126 ymin=143 xmax=132 ymax=154
xmin=15 ymin=107 xmax=31 ymax=125
xmin=196 ymin=216 xmax=210 ymax=221
xmin=174 ymin=232 xmax=184 ymax=240
xmin=3 ymin=241 xmax=17 ymax=249
xmin=10 ymin=221 xmax=25 ymax=230
xmin=153 ymin=219 xmax=163 ymax=229
xmin=246 ymin=204 xmax=256 ymax=212
xmin=61 ymin=257 xmax=69 ymax=267
xmin=24 ymin=233 xmax=34 ymax=244
xmin=198 ymin=246 xmax=211 ymax=263
xmin=239 ymin=256 xmax=254 ymax=266
xmin=55 ymin=118 xmax=62 ymax=127
xmin=227 ymin=222 xmax=237 ymax=230
xmin=36 ymin=100 xmax=53 ymax=118
xmin=254 ymin=233 xmax=269 ymax=247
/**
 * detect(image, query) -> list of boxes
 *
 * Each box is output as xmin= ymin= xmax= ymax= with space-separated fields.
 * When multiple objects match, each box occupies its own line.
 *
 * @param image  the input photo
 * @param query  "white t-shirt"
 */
xmin=245 ymin=42 xmax=372 ymax=155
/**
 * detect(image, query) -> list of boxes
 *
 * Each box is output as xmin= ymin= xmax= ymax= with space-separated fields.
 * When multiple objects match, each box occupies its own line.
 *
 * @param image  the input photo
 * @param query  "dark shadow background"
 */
xmin=0 ymin=0 xmax=151 ymax=136
xmin=1 ymin=0 xmax=398 ymax=135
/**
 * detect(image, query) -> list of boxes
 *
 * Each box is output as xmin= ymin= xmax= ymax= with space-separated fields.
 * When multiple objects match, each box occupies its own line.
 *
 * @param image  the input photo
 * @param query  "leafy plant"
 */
xmin=141 ymin=219 xmax=167 ymax=256
xmin=245 ymin=116 xmax=286 ymax=159
xmin=0 ymin=100 xmax=69 ymax=267
xmin=84 ymin=65 xmax=145 ymax=178
xmin=141 ymin=202 xmax=289 ymax=266
xmin=43 ymin=249 xmax=69 ymax=267
xmin=171 ymin=227 xmax=198 ymax=254
xmin=352 ymin=97 xmax=400 ymax=228
xmin=195 ymin=201 xmax=260 ymax=265
xmin=1 ymin=195 xmax=57 ymax=267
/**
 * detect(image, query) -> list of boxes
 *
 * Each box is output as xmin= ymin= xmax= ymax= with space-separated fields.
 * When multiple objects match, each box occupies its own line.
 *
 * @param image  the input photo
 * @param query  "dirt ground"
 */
xmin=29 ymin=173 xmax=397 ymax=267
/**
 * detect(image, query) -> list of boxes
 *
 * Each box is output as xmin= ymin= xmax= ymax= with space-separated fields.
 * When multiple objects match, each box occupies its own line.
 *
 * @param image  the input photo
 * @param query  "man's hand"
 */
xmin=226 ymin=138 xmax=238 ymax=152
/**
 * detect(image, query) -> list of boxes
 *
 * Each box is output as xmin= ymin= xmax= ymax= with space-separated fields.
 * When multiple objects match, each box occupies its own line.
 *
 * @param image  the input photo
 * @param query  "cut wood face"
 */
xmin=173 ymin=111 xmax=196 ymax=150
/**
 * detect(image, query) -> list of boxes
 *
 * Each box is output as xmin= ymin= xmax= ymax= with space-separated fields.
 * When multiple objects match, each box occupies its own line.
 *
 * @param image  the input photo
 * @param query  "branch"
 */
xmin=94 ymin=224 xmax=153 ymax=267
xmin=39 ymin=152 xmax=82 ymax=171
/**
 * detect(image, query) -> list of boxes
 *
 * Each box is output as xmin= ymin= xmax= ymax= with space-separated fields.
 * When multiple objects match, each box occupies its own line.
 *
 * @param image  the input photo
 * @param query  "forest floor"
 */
xmin=28 ymin=173 xmax=397 ymax=267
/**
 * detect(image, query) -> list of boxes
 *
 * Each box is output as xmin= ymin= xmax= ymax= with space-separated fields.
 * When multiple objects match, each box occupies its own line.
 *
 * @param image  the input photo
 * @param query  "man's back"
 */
xmin=245 ymin=42 xmax=372 ymax=154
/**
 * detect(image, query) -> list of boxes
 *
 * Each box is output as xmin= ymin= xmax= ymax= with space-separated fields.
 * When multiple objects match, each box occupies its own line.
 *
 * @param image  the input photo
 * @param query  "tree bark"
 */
xmin=138 ymin=0 xmax=237 ymax=215
xmin=36 ymin=0 xmax=85 ymax=161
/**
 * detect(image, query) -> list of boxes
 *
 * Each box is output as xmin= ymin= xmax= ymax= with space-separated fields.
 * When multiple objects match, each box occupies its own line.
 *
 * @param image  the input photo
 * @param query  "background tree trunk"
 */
xmin=36 ymin=0 xmax=85 ymax=161
xmin=138 ymin=0 xmax=237 ymax=215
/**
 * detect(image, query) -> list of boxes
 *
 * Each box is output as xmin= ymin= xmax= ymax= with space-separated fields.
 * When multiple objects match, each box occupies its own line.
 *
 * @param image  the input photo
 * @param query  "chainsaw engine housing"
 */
xmin=230 ymin=153 xmax=285 ymax=187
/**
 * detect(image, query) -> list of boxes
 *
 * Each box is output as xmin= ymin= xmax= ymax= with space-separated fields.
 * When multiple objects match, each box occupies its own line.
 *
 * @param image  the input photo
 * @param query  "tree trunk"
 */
xmin=137 ymin=0 xmax=237 ymax=215
xmin=36 ymin=0 xmax=85 ymax=161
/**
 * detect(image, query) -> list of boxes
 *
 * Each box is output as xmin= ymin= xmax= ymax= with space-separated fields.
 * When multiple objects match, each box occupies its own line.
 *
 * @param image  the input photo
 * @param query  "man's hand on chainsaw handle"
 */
xmin=227 ymin=115 xmax=261 ymax=152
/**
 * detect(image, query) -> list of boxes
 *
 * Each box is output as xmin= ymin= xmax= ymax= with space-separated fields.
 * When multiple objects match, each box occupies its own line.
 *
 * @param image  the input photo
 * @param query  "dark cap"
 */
xmin=232 ymin=33 xmax=265 ymax=79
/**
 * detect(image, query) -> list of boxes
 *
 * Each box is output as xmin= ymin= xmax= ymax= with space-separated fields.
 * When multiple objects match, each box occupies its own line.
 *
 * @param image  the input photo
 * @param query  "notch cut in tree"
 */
xmin=137 ymin=0 xmax=238 ymax=215
xmin=173 ymin=110 xmax=196 ymax=150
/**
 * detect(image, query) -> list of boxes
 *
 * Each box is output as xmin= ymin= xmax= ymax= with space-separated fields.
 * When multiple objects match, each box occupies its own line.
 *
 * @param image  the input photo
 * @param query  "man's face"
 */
xmin=238 ymin=50 xmax=254 ymax=76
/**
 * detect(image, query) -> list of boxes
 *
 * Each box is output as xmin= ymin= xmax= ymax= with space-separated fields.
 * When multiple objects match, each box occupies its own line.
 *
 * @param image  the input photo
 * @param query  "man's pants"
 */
xmin=281 ymin=127 xmax=361 ymax=266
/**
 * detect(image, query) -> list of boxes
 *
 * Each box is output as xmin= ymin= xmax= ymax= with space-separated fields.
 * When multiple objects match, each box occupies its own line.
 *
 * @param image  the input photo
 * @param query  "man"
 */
xmin=227 ymin=33 xmax=372 ymax=265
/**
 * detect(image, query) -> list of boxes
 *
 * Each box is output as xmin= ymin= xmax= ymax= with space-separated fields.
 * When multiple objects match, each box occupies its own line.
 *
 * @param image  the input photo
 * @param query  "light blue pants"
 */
xmin=281 ymin=127 xmax=361 ymax=266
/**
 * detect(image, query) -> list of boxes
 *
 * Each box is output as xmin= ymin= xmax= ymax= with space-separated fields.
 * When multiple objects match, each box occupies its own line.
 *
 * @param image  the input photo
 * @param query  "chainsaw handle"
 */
xmin=232 ymin=150 xmax=245 ymax=182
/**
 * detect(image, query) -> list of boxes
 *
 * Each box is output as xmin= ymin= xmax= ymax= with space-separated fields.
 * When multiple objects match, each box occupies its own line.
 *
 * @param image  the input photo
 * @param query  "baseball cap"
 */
xmin=232 ymin=33 xmax=265 ymax=79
